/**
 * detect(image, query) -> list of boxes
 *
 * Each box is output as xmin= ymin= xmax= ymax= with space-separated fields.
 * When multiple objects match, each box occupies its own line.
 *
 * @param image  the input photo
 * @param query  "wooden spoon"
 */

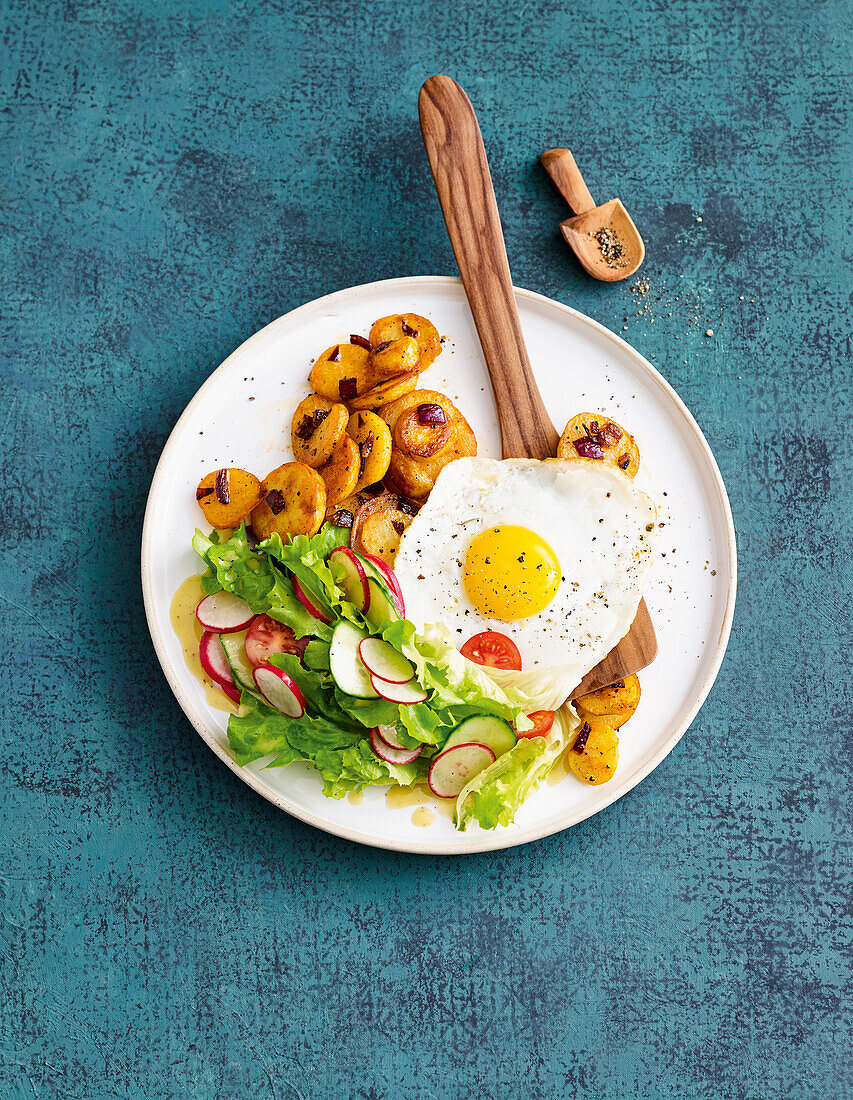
xmin=418 ymin=75 xmax=656 ymax=698
xmin=541 ymin=148 xmax=644 ymax=282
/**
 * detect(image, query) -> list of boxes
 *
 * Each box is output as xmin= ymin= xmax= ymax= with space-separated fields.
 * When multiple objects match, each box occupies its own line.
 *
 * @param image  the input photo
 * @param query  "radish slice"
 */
xmin=362 ymin=553 xmax=405 ymax=615
xmin=370 ymin=726 xmax=422 ymax=765
xmin=196 ymin=592 xmax=255 ymax=632
xmin=291 ymin=576 xmax=332 ymax=624
xmin=370 ymin=675 xmax=427 ymax=705
xmin=199 ymin=632 xmax=235 ymax=689
xmin=253 ymin=664 xmax=306 ymax=718
xmin=221 ymin=682 xmax=242 ymax=705
xmin=328 ymin=547 xmax=370 ymax=613
xmin=374 ymin=723 xmax=409 ymax=751
xmin=428 ymin=743 xmax=495 ymax=798
xmin=358 ymin=637 xmax=415 ymax=684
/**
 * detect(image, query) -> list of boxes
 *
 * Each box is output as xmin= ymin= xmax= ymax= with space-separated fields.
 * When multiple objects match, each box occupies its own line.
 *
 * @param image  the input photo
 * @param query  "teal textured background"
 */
xmin=3 ymin=1 xmax=852 ymax=1097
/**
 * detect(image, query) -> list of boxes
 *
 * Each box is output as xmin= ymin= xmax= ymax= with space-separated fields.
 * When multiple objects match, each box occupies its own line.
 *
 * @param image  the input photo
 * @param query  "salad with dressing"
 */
xmin=192 ymin=521 xmax=583 ymax=830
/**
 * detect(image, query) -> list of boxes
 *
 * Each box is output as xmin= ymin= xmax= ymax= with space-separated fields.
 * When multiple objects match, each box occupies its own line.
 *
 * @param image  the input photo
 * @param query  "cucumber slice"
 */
xmin=329 ymin=620 xmax=378 ymax=699
xmin=442 ymin=716 xmax=516 ymax=759
xmin=362 ymin=575 xmax=399 ymax=629
xmin=219 ymin=628 xmax=256 ymax=693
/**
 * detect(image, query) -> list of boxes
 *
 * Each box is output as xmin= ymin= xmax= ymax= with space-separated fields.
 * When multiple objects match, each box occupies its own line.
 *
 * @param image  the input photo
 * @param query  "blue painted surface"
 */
xmin=2 ymin=1 xmax=851 ymax=1096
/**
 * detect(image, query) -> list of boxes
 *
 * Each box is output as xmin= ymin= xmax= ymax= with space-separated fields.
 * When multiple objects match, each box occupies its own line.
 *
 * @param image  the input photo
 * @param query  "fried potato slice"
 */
xmin=318 ymin=434 xmax=360 ymax=509
xmin=196 ymin=468 xmax=263 ymax=528
xmin=350 ymin=494 xmax=417 ymax=566
xmin=369 ymin=313 xmax=442 ymax=371
xmin=380 ymin=389 xmax=477 ymax=498
xmin=251 ymin=462 xmax=326 ymax=540
xmin=347 ymin=410 xmax=392 ymax=494
xmin=557 ymin=412 xmax=640 ymax=477
xmin=371 ymin=335 xmax=420 ymax=378
xmin=290 ymin=395 xmax=348 ymax=468
xmin=309 ymin=343 xmax=373 ymax=402
xmin=575 ymin=674 xmax=641 ymax=719
xmin=346 ymin=370 xmax=419 ymax=411
xmin=567 ymin=717 xmax=620 ymax=785
xmin=394 ymin=407 xmax=452 ymax=459
xmin=325 ymin=484 xmax=388 ymax=524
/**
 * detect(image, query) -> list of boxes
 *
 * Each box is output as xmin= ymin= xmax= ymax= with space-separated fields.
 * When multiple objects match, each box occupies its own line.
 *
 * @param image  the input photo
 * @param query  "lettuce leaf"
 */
xmin=455 ymin=703 xmax=580 ymax=830
xmin=381 ymin=620 xmax=534 ymax=731
xmin=261 ymin=526 xmax=358 ymax=626
xmin=192 ymin=524 xmax=337 ymax=641
xmin=227 ymin=692 xmax=421 ymax=795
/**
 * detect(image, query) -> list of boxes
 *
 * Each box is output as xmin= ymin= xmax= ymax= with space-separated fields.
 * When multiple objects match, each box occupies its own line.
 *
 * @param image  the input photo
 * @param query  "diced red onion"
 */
xmin=196 ymin=485 xmax=214 ymax=500
xmin=295 ymin=414 xmax=316 ymax=440
xmin=573 ymin=437 xmax=605 ymax=460
xmin=329 ymin=345 xmax=341 ymax=362
xmin=350 ymin=334 xmax=372 ymax=351
xmin=572 ymin=722 xmax=591 ymax=753
xmin=313 ymin=409 xmax=329 ymax=426
xmin=338 ymin=377 xmax=358 ymax=401
xmin=374 ymin=341 xmax=391 ymax=353
xmin=392 ymin=520 xmax=405 ymax=536
xmin=334 ymin=509 xmax=354 ymax=528
xmin=400 ymin=320 xmax=419 ymax=337
xmin=417 ymin=403 xmax=446 ymax=426
xmin=215 ymin=468 xmax=230 ymax=505
xmin=598 ymin=422 xmax=623 ymax=444
xmin=265 ymin=488 xmax=286 ymax=515
xmin=397 ymin=497 xmax=416 ymax=516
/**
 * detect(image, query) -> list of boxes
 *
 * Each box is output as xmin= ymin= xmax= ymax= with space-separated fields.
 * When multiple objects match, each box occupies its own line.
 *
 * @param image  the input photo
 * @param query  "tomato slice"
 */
xmin=245 ymin=614 xmax=307 ymax=668
xmin=516 ymin=710 xmax=555 ymax=739
xmin=460 ymin=631 xmax=522 ymax=671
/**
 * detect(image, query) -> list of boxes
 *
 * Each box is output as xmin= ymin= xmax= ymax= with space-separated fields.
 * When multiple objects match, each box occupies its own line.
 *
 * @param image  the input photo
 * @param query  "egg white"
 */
xmin=393 ymin=457 xmax=657 ymax=693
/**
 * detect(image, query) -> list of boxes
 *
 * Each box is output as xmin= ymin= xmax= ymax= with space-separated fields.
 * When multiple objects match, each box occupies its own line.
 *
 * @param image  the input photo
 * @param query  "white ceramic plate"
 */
xmin=142 ymin=277 xmax=736 ymax=854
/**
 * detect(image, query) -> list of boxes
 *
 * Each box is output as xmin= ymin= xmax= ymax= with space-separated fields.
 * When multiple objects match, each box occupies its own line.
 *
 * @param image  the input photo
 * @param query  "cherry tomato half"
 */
xmin=516 ymin=710 xmax=555 ymax=739
xmin=245 ymin=614 xmax=307 ymax=668
xmin=460 ymin=631 xmax=522 ymax=671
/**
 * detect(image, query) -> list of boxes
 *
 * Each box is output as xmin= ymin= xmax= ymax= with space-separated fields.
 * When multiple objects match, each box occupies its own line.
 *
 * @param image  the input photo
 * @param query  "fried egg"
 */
xmin=393 ymin=458 xmax=657 ymax=689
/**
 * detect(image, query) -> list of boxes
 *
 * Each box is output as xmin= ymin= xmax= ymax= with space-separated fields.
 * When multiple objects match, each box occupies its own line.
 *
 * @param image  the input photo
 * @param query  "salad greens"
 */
xmin=192 ymin=522 xmax=572 ymax=828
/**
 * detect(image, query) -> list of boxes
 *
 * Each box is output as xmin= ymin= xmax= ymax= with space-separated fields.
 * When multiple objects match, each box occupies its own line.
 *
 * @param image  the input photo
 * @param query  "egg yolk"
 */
xmin=464 ymin=525 xmax=561 ymax=620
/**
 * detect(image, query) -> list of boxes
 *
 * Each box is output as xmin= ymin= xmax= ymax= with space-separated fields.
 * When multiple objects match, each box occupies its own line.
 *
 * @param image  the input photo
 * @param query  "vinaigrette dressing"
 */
xmin=385 ymin=783 xmax=455 ymax=823
xmin=169 ymin=575 xmax=238 ymax=714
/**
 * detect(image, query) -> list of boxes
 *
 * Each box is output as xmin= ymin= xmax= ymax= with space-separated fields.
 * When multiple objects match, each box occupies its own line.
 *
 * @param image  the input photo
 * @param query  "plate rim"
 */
xmin=141 ymin=275 xmax=738 ymax=855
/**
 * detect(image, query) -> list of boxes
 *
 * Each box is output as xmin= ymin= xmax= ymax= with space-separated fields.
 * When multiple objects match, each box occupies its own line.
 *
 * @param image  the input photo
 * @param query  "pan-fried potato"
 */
xmin=309 ymin=343 xmax=373 ymax=402
xmin=196 ymin=468 xmax=263 ymax=528
xmin=557 ymin=412 xmax=640 ymax=477
xmin=380 ymin=389 xmax=477 ymax=498
xmin=369 ymin=313 xmax=442 ymax=372
xmin=393 ymin=404 xmax=453 ymax=459
xmin=567 ymin=717 xmax=620 ymax=785
xmin=318 ymin=434 xmax=360 ymax=509
xmin=350 ymin=494 xmax=417 ymax=566
xmin=325 ymin=484 xmax=388 ymax=523
xmin=251 ymin=462 xmax=326 ymax=540
xmin=575 ymin=674 xmax=641 ymax=719
xmin=346 ymin=370 xmax=419 ymax=411
xmin=371 ymin=335 xmax=420 ymax=378
xmin=347 ymin=411 xmax=392 ymax=493
xmin=290 ymin=395 xmax=348 ymax=468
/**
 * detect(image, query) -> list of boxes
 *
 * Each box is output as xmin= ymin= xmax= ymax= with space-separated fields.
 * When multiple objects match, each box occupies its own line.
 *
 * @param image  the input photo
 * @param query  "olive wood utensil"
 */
xmin=541 ymin=147 xmax=644 ymax=283
xmin=418 ymin=75 xmax=656 ymax=698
